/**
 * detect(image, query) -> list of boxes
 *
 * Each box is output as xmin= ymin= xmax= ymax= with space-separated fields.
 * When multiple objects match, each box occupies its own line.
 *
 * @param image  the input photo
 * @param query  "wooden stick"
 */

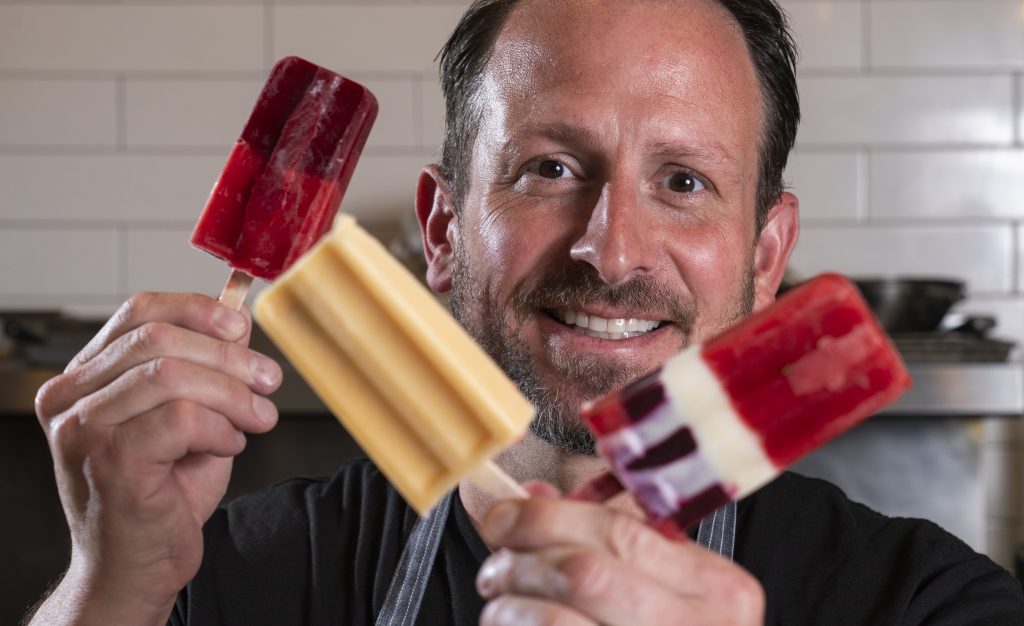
xmin=218 ymin=269 xmax=254 ymax=311
xmin=466 ymin=460 xmax=529 ymax=501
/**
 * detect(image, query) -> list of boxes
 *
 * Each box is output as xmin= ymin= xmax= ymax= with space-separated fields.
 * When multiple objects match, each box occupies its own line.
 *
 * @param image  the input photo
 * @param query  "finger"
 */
xmin=234 ymin=303 xmax=255 ymax=346
xmin=67 ymin=292 xmax=249 ymax=373
xmin=48 ymin=321 xmax=281 ymax=415
xmin=480 ymin=594 xmax=595 ymax=626
xmin=481 ymin=496 xmax=715 ymax=594
xmin=478 ymin=547 xmax=684 ymax=626
xmin=77 ymin=357 xmax=277 ymax=434
xmin=522 ymin=481 xmax=561 ymax=498
xmin=112 ymin=400 xmax=247 ymax=465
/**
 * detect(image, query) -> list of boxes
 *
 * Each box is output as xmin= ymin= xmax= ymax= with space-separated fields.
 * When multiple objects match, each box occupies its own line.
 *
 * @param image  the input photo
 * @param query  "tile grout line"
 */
xmin=1007 ymin=220 xmax=1015 ymax=297
xmin=858 ymin=150 xmax=870 ymax=224
xmin=264 ymin=0 xmax=274 ymax=72
xmin=115 ymin=225 xmax=126 ymax=299
xmin=412 ymin=76 xmax=423 ymax=147
xmin=861 ymin=0 xmax=871 ymax=73
xmin=1013 ymin=73 xmax=1021 ymax=147
xmin=115 ymin=72 xmax=126 ymax=151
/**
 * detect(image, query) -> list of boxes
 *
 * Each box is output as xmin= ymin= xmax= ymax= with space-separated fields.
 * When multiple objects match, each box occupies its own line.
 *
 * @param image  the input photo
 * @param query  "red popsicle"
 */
xmin=577 ymin=273 xmax=911 ymax=535
xmin=191 ymin=56 xmax=378 ymax=307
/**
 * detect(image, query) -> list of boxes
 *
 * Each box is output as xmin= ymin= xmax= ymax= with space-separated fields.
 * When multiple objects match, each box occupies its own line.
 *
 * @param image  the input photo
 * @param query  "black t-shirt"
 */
xmin=172 ymin=458 xmax=1024 ymax=625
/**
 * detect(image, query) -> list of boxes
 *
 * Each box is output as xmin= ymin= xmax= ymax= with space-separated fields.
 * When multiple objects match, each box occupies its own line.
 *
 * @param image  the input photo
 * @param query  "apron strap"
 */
xmin=695 ymin=500 xmax=737 ymax=560
xmin=375 ymin=492 xmax=454 ymax=626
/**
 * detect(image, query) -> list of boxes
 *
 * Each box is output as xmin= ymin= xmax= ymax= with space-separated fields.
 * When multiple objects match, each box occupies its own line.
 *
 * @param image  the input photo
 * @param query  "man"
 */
xmin=28 ymin=0 xmax=1024 ymax=624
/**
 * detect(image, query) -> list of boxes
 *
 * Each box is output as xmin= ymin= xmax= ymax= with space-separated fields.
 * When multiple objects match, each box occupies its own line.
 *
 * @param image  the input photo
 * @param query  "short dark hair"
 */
xmin=437 ymin=0 xmax=799 ymax=233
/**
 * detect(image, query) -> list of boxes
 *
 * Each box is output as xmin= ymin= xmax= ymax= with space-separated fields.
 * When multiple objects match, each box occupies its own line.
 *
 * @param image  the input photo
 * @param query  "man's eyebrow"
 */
xmin=506 ymin=122 xmax=739 ymax=167
xmin=495 ymin=122 xmax=601 ymax=174
xmin=650 ymin=141 xmax=738 ymax=166
xmin=508 ymin=122 xmax=604 ymax=151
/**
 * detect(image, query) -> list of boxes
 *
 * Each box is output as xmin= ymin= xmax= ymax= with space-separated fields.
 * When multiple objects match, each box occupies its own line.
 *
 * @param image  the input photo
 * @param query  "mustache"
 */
xmin=513 ymin=265 xmax=695 ymax=330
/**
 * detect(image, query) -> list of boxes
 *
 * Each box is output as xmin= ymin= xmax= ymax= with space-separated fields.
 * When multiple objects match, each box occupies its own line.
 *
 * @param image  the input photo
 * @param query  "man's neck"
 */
xmin=458 ymin=431 xmax=643 ymax=541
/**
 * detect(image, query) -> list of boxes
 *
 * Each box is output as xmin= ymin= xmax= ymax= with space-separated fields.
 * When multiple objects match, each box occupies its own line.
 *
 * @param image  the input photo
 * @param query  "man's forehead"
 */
xmin=473 ymin=0 xmax=762 ymax=174
xmin=485 ymin=0 xmax=749 ymax=95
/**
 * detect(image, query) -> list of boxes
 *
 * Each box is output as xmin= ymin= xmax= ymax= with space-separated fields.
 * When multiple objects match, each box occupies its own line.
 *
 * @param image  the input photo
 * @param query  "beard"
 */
xmin=448 ymin=236 xmax=756 ymax=456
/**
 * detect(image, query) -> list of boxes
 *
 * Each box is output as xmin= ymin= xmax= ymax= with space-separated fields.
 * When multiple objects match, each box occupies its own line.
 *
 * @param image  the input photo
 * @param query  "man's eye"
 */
xmin=667 ymin=171 xmax=706 ymax=193
xmin=536 ymin=159 xmax=570 ymax=179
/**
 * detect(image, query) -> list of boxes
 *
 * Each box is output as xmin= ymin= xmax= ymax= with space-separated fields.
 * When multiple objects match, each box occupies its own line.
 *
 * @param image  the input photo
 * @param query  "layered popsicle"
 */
xmin=191 ymin=56 xmax=377 ymax=306
xmin=254 ymin=215 xmax=534 ymax=515
xmin=579 ymin=273 xmax=911 ymax=533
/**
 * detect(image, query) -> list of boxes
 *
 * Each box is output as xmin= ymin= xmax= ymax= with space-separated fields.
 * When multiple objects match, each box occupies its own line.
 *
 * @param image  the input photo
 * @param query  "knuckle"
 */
xmin=141 ymin=356 xmax=182 ymax=388
xmin=165 ymin=398 xmax=200 ymax=425
xmin=216 ymin=337 xmax=242 ymax=370
xmin=50 ymin=407 xmax=85 ymax=453
xmin=122 ymin=291 xmax=157 ymax=324
xmin=34 ymin=373 xmax=69 ymax=423
xmin=130 ymin=322 xmax=176 ymax=358
xmin=605 ymin=511 xmax=650 ymax=560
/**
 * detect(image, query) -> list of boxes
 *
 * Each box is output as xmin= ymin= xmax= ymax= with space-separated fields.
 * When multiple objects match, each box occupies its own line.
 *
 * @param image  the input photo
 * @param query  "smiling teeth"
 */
xmin=558 ymin=310 xmax=660 ymax=340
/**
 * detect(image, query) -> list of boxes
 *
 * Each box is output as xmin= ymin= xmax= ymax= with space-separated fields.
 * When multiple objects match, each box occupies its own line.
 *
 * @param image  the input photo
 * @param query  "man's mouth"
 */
xmin=547 ymin=309 xmax=665 ymax=341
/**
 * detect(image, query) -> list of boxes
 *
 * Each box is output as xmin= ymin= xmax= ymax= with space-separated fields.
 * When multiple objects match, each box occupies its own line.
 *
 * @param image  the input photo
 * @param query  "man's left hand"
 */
xmin=476 ymin=486 xmax=765 ymax=625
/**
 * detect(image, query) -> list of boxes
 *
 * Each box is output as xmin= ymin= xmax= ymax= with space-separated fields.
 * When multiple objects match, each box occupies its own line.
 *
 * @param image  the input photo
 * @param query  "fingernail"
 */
xmin=476 ymin=550 xmax=508 ymax=597
xmin=485 ymin=502 xmax=519 ymax=540
xmin=213 ymin=307 xmax=246 ymax=338
xmin=252 ymin=395 xmax=277 ymax=425
xmin=251 ymin=356 xmax=280 ymax=388
xmin=477 ymin=562 xmax=497 ymax=596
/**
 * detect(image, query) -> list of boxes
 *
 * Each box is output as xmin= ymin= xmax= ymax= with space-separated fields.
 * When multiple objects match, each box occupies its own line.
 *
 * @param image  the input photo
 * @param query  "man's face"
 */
xmin=423 ymin=0 xmax=797 ymax=454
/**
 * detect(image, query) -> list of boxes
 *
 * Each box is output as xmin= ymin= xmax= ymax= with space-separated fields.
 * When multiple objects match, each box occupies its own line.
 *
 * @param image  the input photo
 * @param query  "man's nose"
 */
xmin=569 ymin=182 xmax=654 ymax=284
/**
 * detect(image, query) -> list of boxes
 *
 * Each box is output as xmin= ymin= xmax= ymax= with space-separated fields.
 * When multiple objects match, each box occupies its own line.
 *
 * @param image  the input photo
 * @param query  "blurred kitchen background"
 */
xmin=2 ymin=0 xmax=1024 ymax=621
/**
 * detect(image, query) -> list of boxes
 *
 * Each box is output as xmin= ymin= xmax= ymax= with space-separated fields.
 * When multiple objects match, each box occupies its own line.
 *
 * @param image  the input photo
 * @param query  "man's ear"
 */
xmin=752 ymin=191 xmax=799 ymax=312
xmin=415 ymin=164 xmax=458 ymax=293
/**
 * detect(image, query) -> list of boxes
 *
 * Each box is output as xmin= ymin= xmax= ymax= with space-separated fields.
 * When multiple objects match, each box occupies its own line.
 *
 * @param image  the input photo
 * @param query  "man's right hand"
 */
xmin=29 ymin=292 xmax=282 ymax=625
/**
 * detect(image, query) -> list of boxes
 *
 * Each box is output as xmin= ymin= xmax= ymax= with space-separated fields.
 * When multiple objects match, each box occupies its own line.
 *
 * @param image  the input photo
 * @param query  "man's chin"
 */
xmin=522 ymin=368 xmax=636 ymax=456
xmin=545 ymin=352 xmax=651 ymax=398
xmin=529 ymin=410 xmax=598 ymax=456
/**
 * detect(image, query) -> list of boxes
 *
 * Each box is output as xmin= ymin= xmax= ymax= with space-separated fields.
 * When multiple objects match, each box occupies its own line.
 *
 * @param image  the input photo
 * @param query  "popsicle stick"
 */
xmin=466 ymin=460 xmax=529 ymax=501
xmin=218 ymin=269 xmax=254 ymax=311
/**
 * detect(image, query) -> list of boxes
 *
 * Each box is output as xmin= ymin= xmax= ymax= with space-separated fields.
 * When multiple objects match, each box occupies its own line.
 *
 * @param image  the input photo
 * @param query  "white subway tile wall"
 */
xmin=0 ymin=154 xmax=227 ymax=222
xmin=798 ymin=76 xmax=1014 ymax=145
xmin=0 ymin=79 xmax=118 ymax=146
xmin=784 ymin=2 xmax=863 ymax=69
xmin=2 ymin=0 xmax=1024 ymax=565
xmin=122 ymin=229 xmax=226 ymax=295
xmin=871 ymin=1 xmax=1024 ymax=69
xmin=871 ymin=150 xmax=1024 ymax=220
xmin=0 ymin=6 xmax=265 ymax=72
xmin=790 ymin=225 xmax=1015 ymax=292
xmin=786 ymin=151 xmax=865 ymax=221
xmin=124 ymin=79 xmax=264 ymax=148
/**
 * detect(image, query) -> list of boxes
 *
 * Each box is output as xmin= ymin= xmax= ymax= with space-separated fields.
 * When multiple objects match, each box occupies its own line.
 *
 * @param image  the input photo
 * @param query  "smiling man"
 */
xmin=426 ymin=0 xmax=794 ymax=467
xmin=27 ymin=0 xmax=1024 ymax=625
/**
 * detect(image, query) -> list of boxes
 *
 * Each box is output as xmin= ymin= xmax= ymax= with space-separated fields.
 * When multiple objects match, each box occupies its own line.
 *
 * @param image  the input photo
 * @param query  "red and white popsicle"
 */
xmin=190 ymin=56 xmax=378 ymax=308
xmin=577 ymin=273 xmax=911 ymax=535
